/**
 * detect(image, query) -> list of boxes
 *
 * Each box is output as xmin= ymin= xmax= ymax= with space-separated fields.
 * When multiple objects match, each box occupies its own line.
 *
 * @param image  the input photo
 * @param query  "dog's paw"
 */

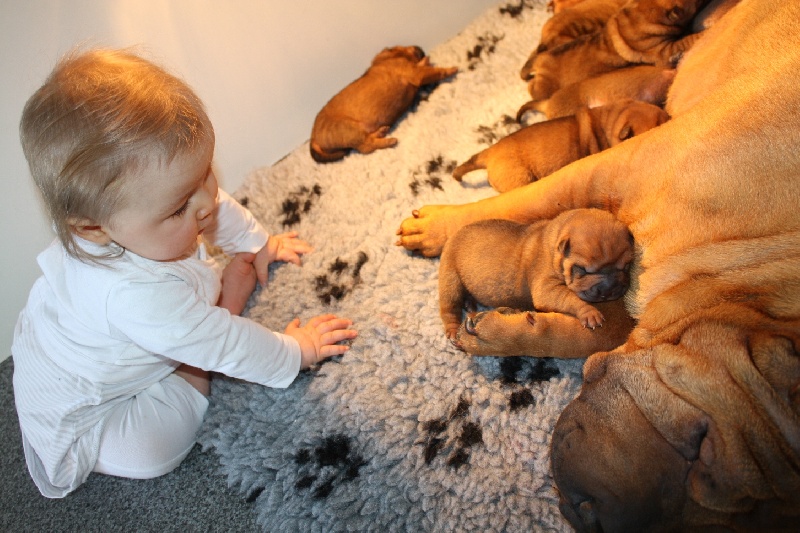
xmin=578 ymin=306 xmax=605 ymax=329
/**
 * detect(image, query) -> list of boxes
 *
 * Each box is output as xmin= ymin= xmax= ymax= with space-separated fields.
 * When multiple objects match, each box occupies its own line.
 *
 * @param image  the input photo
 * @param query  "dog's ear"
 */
xmin=666 ymin=5 xmax=684 ymax=23
xmin=559 ymin=237 xmax=571 ymax=257
xmin=618 ymin=123 xmax=634 ymax=141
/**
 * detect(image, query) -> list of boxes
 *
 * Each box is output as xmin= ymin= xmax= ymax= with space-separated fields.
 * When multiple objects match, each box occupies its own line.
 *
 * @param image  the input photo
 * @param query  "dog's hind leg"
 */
xmin=355 ymin=125 xmax=398 ymax=154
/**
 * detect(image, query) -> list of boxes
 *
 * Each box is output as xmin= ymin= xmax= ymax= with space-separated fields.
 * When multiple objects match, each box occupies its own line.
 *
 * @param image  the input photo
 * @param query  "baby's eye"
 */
xmin=171 ymin=201 xmax=189 ymax=218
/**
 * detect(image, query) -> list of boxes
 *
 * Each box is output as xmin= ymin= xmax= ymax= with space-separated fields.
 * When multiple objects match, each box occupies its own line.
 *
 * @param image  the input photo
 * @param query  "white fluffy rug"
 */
xmin=199 ymin=1 xmax=585 ymax=530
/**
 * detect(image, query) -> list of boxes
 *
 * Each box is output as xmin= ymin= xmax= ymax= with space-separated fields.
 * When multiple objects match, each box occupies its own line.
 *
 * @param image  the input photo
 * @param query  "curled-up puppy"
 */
xmin=528 ymin=0 xmax=709 ymax=100
xmin=438 ymin=208 xmax=634 ymax=343
xmin=518 ymin=65 xmax=675 ymax=121
xmin=310 ymin=46 xmax=457 ymax=163
xmin=520 ymin=0 xmax=628 ymax=80
xmin=454 ymin=99 xmax=668 ymax=192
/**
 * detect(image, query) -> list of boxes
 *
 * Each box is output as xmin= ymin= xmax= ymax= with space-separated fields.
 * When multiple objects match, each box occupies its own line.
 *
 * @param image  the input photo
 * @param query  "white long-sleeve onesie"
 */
xmin=12 ymin=190 xmax=301 ymax=498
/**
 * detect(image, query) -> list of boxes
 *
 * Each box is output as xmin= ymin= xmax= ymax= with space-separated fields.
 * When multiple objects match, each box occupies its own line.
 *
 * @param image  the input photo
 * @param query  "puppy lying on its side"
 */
xmin=310 ymin=46 xmax=457 ymax=163
xmin=439 ymin=209 xmax=633 ymax=343
xmin=528 ymin=0 xmax=708 ymax=100
xmin=454 ymin=99 xmax=668 ymax=192
xmin=518 ymin=65 xmax=675 ymax=121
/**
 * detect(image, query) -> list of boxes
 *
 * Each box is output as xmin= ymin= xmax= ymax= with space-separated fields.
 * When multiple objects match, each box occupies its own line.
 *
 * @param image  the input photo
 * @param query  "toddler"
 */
xmin=12 ymin=48 xmax=358 ymax=498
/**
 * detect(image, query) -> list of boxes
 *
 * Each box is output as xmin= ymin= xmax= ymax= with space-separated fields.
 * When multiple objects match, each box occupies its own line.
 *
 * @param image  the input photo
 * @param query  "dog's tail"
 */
xmin=516 ymin=99 xmax=544 ymax=123
xmin=452 ymin=153 xmax=484 ymax=181
xmin=310 ymin=141 xmax=347 ymax=163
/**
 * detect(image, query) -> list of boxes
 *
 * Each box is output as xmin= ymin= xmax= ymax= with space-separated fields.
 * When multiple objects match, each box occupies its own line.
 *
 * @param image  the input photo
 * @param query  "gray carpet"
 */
xmin=199 ymin=1 xmax=582 ymax=531
xmin=0 ymin=357 xmax=258 ymax=532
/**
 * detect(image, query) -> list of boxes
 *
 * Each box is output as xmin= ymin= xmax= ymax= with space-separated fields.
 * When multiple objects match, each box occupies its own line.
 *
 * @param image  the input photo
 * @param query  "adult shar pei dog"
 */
xmin=396 ymin=0 xmax=800 ymax=530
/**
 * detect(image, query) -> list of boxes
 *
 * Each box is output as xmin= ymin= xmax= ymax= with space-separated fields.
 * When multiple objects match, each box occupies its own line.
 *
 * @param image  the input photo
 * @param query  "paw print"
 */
xmin=475 ymin=115 xmax=520 ymax=146
xmin=409 ymin=155 xmax=458 ymax=196
xmin=417 ymin=395 xmax=484 ymax=469
xmin=466 ymin=32 xmax=504 ymax=71
xmin=499 ymin=357 xmax=560 ymax=411
xmin=498 ymin=0 xmax=537 ymax=19
xmin=292 ymin=434 xmax=367 ymax=499
xmin=314 ymin=252 xmax=369 ymax=304
xmin=280 ymin=184 xmax=322 ymax=227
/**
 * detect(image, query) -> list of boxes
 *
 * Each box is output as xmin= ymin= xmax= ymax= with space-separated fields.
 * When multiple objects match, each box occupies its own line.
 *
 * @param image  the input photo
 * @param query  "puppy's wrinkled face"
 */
xmin=372 ymin=45 xmax=426 ymax=66
xmin=558 ymin=216 xmax=634 ymax=302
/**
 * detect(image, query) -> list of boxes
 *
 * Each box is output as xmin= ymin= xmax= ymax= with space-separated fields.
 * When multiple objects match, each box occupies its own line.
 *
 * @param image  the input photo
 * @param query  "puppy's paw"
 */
xmin=578 ymin=306 xmax=605 ymax=330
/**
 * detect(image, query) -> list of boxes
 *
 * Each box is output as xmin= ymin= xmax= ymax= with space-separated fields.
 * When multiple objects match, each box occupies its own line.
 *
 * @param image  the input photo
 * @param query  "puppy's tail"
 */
xmin=310 ymin=141 xmax=347 ymax=163
xmin=452 ymin=153 xmax=484 ymax=181
xmin=516 ymin=99 xmax=544 ymax=123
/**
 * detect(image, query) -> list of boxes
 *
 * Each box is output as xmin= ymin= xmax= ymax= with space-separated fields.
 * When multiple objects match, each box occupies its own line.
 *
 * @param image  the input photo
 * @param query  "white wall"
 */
xmin=0 ymin=0 xmax=497 ymax=361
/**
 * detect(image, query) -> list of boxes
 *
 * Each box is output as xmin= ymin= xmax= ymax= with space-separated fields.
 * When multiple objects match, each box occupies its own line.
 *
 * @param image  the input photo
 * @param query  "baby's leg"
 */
xmin=93 ymin=373 xmax=208 ymax=479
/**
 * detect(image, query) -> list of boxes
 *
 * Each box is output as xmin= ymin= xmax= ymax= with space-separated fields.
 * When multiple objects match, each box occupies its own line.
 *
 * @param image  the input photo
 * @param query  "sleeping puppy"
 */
xmin=518 ymin=65 xmax=675 ymax=121
xmin=527 ymin=0 xmax=709 ymax=100
xmin=309 ymin=46 xmax=457 ymax=163
xmin=454 ymin=99 xmax=668 ymax=192
xmin=398 ymin=0 xmax=800 ymax=528
xmin=520 ymin=0 xmax=628 ymax=80
xmin=439 ymin=209 xmax=633 ymax=342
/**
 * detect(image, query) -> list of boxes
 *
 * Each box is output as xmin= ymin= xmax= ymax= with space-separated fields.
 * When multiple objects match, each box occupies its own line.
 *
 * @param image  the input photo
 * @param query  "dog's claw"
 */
xmin=465 ymin=316 xmax=477 ymax=335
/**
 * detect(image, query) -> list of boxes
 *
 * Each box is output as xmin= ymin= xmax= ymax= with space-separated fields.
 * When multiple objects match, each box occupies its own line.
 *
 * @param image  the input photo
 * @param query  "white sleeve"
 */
xmin=206 ymin=189 xmax=270 ymax=255
xmin=106 ymin=275 xmax=301 ymax=388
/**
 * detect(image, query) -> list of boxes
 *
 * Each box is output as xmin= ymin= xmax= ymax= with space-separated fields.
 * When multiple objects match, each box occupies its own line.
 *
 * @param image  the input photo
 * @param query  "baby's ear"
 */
xmin=67 ymin=217 xmax=112 ymax=245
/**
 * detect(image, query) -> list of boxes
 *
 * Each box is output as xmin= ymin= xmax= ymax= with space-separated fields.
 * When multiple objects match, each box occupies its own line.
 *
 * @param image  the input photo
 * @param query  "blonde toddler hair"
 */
xmin=20 ymin=48 xmax=215 ymax=262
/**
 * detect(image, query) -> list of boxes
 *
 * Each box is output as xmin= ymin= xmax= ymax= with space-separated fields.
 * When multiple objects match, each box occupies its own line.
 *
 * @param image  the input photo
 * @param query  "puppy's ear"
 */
xmin=618 ymin=124 xmax=634 ymax=141
xmin=667 ymin=6 xmax=684 ymax=23
xmin=559 ymin=237 xmax=571 ymax=257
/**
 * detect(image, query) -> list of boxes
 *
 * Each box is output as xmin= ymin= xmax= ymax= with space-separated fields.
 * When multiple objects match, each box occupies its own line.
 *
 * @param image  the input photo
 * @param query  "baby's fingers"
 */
xmin=320 ymin=326 xmax=358 ymax=346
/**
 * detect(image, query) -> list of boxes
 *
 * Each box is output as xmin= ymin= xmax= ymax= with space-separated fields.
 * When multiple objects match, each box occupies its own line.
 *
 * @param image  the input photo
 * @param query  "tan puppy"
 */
xmin=454 ymin=99 xmax=668 ymax=192
xmin=439 ymin=209 xmax=634 ymax=342
xmin=527 ymin=0 xmax=709 ymax=100
xmin=518 ymin=65 xmax=675 ymax=121
xmin=397 ymin=0 xmax=800 ymax=529
xmin=520 ymin=0 xmax=628 ymax=80
xmin=310 ymin=46 xmax=457 ymax=163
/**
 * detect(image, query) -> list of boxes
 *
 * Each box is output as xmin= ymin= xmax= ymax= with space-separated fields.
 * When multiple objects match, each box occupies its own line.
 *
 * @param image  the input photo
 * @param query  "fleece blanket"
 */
xmin=199 ymin=1 xmax=586 ymax=530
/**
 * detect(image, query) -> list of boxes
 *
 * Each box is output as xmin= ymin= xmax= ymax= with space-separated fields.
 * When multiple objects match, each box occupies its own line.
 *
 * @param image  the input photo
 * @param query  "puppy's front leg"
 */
xmin=415 ymin=65 xmax=458 ymax=86
xmin=533 ymin=278 xmax=605 ymax=329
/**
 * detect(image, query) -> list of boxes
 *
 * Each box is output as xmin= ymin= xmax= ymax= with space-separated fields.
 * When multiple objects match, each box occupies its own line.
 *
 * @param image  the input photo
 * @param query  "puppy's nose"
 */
xmin=412 ymin=46 xmax=425 ymax=60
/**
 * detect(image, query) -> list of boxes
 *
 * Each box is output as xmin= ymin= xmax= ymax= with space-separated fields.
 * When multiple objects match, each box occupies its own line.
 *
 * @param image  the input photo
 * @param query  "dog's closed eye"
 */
xmin=618 ymin=125 xmax=634 ymax=141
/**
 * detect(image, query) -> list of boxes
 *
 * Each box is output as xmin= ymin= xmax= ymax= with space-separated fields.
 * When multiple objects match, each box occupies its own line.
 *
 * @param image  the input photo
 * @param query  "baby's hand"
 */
xmin=254 ymin=232 xmax=313 ymax=286
xmin=284 ymin=314 xmax=357 ymax=369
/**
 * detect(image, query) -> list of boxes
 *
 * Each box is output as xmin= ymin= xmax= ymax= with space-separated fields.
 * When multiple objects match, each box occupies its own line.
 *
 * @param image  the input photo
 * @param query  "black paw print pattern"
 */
xmin=466 ymin=32 xmax=504 ymax=71
xmin=409 ymin=155 xmax=458 ymax=196
xmin=281 ymin=184 xmax=322 ymax=227
xmin=499 ymin=357 xmax=560 ymax=412
xmin=475 ymin=115 xmax=520 ymax=146
xmin=499 ymin=0 xmax=538 ymax=19
xmin=242 ymin=435 xmax=366 ymax=503
xmin=314 ymin=252 xmax=369 ymax=305
xmin=418 ymin=395 xmax=484 ymax=470
xmin=289 ymin=434 xmax=367 ymax=500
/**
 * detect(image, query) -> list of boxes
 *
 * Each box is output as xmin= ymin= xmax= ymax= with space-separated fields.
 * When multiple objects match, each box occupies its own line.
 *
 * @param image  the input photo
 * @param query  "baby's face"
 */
xmin=104 ymin=141 xmax=218 ymax=261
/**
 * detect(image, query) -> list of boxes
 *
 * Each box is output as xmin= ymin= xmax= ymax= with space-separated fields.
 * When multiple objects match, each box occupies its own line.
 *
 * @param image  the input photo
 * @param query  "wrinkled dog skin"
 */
xmin=310 ymin=46 xmax=457 ymax=163
xmin=520 ymin=0 xmax=629 ymax=79
xmin=527 ymin=0 xmax=710 ymax=100
xmin=454 ymin=99 xmax=668 ymax=192
xmin=397 ymin=0 xmax=800 ymax=529
xmin=439 ymin=209 xmax=633 ymax=341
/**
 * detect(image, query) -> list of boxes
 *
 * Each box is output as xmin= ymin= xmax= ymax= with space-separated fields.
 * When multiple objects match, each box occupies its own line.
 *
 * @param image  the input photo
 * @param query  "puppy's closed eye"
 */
xmin=618 ymin=125 xmax=634 ymax=141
